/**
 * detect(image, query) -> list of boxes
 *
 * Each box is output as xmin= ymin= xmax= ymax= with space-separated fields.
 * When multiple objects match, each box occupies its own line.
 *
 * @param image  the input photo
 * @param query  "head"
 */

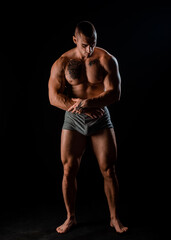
xmin=73 ymin=21 xmax=97 ymax=58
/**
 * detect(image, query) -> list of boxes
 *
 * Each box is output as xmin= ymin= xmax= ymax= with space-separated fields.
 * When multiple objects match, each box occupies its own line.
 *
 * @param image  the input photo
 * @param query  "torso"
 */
xmin=62 ymin=48 xmax=107 ymax=99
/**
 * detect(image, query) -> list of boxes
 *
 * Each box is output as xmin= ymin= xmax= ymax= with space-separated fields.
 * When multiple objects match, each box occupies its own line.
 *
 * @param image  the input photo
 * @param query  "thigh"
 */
xmin=61 ymin=129 xmax=87 ymax=166
xmin=90 ymin=128 xmax=117 ymax=171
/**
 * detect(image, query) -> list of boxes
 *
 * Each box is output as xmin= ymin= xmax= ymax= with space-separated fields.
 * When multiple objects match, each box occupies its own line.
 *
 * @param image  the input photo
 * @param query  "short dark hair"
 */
xmin=75 ymin=21 xmax=97 ymax=38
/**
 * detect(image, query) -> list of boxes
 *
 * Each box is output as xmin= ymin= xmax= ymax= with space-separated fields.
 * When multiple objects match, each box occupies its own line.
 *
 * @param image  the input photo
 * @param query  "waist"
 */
xmin=67 ymin=106 xmax=109 ymax=120
xmin=69 ymin=84 xmax=104 ymax=99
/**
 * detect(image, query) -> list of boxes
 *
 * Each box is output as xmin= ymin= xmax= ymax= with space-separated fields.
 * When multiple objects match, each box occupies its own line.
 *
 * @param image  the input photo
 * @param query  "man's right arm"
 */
xmin=48 ymin=57 xmax=74 ymax=111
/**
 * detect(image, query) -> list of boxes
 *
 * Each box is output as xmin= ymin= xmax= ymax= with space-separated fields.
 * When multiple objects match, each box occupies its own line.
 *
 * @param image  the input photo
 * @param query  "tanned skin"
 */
xmin=48 ymin=27 xmax=128 ymax=234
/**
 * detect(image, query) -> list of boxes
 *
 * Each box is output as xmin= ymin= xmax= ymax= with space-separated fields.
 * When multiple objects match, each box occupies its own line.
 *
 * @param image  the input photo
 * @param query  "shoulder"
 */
xmin=52 ymin=55 xmax=68 ymax=68
xmin=95 ymin=47 xmax=118 ymax=71
xmin=95 ymin=47 xmax=118 ymax=65
xmin=51 ymin=48 xmax=76 ymax=71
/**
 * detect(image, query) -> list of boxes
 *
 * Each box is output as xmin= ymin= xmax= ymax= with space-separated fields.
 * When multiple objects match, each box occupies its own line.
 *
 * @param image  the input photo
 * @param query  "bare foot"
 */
xmin=56 ymin=217 xmax=77 ymax=234
xmin=110 ymin=218 xmax=128 ymax=233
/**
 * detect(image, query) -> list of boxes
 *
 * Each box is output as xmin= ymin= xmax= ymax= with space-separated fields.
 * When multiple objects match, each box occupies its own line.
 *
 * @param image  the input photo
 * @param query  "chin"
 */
xmin=86 ymin=54 xmax=92 ymax=58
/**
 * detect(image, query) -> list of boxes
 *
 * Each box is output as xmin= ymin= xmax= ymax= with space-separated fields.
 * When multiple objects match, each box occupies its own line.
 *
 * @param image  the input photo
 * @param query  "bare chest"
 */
xmin=64 ymin=58 xmax=105 ymax=85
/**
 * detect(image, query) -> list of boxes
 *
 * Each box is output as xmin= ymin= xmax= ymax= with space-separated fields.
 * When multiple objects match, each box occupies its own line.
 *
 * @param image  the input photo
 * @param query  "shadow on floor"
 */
xmin=0 ymin=204 xmax=161 ymax=240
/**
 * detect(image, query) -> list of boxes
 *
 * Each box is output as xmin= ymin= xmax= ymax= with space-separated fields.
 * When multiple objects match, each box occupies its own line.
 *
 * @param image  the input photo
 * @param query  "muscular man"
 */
xmin=48 ymin=21 xmax=128 ymax=234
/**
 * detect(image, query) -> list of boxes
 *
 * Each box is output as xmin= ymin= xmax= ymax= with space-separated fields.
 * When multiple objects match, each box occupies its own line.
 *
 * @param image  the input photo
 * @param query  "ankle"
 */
xmin=67 ymin=215 xmax=76 ymax=221
xmin=111 ymin=215 xmax=118 ymax=221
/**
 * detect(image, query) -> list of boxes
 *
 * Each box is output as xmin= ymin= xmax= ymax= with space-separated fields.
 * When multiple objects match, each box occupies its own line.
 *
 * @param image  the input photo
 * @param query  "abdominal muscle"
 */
xmin=69 ymin=81 xmax=104 ymax=99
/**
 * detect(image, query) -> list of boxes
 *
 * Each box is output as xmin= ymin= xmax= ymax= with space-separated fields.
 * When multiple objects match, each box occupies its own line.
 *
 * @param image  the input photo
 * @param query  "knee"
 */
xmin=62 ymin=158 xmax=80 ymax=179
xmin=101 ymin=165 xmax=116 ymax=180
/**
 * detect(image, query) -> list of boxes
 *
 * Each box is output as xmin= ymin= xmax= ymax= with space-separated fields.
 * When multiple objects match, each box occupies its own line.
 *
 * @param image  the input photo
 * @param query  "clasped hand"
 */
xmin=67 ymin=98 xmax=104 ymax=119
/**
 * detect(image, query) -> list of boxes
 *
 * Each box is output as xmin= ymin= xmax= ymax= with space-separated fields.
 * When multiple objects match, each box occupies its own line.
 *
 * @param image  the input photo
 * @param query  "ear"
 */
xmin=73 ymin=35 xmax=77 ymax=45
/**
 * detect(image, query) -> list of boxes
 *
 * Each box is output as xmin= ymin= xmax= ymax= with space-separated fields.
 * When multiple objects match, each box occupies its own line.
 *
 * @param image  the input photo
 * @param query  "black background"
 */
xmin=1 ymin=1 xmax=170 ymax=227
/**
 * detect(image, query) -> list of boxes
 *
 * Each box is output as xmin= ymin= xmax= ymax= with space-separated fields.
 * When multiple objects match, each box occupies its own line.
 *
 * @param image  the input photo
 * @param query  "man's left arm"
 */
xmin=68 ymin=55 xmax=121 ymax=113
xmin=85 ymin=55 xmax=121 ymax=108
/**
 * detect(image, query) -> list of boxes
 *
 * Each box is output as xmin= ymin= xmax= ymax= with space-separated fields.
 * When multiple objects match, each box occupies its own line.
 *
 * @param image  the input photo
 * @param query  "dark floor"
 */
xmin=0 ymin=201 xmax=161 ymax=240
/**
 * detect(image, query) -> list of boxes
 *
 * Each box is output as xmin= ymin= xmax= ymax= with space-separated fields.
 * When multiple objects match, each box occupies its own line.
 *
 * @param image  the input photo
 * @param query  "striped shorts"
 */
xmin=62 ymin=107 xmax=114 ymax=136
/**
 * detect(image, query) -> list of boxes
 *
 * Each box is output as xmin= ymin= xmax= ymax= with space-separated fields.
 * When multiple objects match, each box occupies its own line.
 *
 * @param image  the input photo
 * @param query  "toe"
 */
xmin=56 ymin=227 xmax=62 ymax=233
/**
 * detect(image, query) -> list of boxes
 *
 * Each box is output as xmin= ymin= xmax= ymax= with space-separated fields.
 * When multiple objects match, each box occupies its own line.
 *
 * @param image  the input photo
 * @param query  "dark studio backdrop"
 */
xmin=1 ymin=1 xmax=170 ymax=227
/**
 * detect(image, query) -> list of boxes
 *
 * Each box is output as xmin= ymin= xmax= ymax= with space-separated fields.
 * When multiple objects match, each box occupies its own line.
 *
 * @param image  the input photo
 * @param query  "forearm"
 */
xmin=86 ymin=90 xmax=120 ymax=108
xmin=49 ymin=92 xmax=74 ymax=111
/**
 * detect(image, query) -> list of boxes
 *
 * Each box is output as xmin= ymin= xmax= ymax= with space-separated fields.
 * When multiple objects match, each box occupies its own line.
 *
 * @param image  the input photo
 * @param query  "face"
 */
xmin=73 ymin=33 xmax=97 ymax=59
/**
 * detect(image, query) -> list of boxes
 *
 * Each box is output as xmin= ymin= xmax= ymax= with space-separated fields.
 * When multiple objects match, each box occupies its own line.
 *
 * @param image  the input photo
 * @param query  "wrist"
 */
xmin=83 ymin=99 xmax=92 ymax=108
xmin=66 ymin=99 xmax=75 ymax=110
xmin=85 ymin=98 xmax=98 ymax=108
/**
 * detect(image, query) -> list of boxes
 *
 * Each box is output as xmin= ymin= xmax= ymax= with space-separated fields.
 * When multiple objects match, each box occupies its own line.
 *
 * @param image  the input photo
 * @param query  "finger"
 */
xmin=93 ymin=110 xmax=101 ymax=116
xmin=91 ymin=114 xmax=98 ymax=119
xmin=68 ymin=102 xmax=78 ymax=112
xmin=68 ymin=104 xmax=75 ymax=111
xmin=71 ymin=98 xmax=80 ymax=102
xmin=68 ymin=107 xmax=74 ymax=112
xmin=78 ymin=108 xmax=83 ymax=114
xmin=96 ymin=110 xmax=104 ymax=115
xmin=97 ymin=108 xmax=104 ymax=113
xmin=86 ymin=113 xmax=94 ymax=119
xmin=69 ymin=105 xmax=77 ymax=112
xmin=71 ymin=108 xmax=77 ymax=113
xmin=99 ymin=113 xmax=103 ymax=116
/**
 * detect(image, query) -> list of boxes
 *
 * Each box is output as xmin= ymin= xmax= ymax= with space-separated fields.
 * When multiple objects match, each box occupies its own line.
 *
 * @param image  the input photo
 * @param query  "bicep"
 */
xmin=48 ymin=60 xmax=66 ymax=95
xmin=103 ymin=56 xmax=121 ymax=97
